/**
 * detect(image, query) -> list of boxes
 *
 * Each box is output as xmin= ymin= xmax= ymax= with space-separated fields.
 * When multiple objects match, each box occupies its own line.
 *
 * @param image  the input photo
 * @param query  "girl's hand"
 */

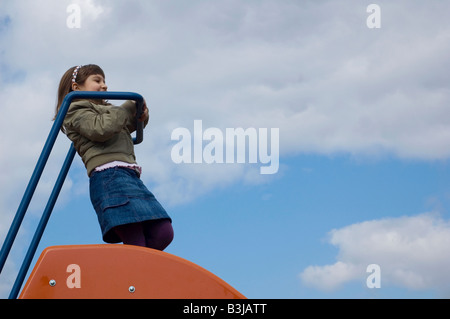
xmin=138 ymin=99 xmax=149 ymax=122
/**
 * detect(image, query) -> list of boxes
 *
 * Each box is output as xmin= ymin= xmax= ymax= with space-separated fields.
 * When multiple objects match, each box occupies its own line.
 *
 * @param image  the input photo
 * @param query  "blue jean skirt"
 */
xmin=89 ymin=166 xmax=171 ymax=243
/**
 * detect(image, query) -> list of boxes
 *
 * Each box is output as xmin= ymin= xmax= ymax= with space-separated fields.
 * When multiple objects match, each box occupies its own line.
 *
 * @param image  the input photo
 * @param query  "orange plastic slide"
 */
xmin=19 ymin=245 xmax=246 ymax=299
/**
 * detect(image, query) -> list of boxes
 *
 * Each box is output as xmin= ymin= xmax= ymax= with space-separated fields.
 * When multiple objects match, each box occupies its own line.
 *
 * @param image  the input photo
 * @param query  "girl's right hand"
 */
xmin=138 ymin=100 xmax=149 ymax=123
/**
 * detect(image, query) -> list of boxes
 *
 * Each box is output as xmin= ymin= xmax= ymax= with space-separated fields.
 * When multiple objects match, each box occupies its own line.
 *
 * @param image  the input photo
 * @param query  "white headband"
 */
xmin=72 ymin=65 xmax=83 ymax=83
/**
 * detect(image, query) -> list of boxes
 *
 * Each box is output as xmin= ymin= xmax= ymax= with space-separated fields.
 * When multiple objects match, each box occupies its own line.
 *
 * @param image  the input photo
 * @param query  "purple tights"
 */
xmin=114 ymin=219 xmax=174 ymax=251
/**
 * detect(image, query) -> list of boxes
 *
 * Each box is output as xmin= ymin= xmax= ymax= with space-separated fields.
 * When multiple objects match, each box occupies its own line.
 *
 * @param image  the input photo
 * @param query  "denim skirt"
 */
xmin=89 ymin=166 xmax=171 ymax=243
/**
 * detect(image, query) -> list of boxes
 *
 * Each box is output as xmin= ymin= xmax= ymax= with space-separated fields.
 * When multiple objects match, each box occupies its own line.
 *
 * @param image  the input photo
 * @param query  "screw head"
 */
xmin=49 ymin=279 xmax=56 ymax=287
xmin=128 ymin=286 xmax=135 ymax=293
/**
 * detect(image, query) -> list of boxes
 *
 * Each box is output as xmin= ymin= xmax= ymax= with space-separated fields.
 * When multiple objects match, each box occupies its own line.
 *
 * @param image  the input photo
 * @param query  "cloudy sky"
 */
xmin=1 ymin=0 xmax=450 ymax=298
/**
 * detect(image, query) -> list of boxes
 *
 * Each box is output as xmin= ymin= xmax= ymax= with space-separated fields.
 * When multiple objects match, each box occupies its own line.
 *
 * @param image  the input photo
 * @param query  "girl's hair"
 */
xmin=54 ymin=64 xmax=106 ymax=124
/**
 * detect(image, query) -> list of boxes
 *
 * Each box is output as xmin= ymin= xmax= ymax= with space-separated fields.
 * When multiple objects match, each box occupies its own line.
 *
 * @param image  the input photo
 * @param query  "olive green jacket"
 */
xmin=63 ymin=99 xmax=147 ymax=176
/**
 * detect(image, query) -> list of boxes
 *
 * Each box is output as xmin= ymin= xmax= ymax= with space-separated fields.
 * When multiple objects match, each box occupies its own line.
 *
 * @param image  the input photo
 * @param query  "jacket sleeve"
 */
xmin=64 ymin=100 xmax=135 ymax=142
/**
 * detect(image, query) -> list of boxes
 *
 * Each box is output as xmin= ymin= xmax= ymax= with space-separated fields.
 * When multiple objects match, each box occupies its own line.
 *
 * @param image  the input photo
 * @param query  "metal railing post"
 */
xmin=8 ymin=144 xmax=76 ymax=299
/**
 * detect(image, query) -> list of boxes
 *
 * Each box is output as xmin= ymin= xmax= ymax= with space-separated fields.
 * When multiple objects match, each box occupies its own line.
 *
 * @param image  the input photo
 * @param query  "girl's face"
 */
xmin=73 ymin=74 xmax=107 ymax=92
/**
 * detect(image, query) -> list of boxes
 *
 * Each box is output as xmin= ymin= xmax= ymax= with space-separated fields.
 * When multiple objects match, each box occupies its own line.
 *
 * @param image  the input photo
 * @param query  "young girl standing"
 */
xmin=55 ymin=64 xmax=173 ymax=251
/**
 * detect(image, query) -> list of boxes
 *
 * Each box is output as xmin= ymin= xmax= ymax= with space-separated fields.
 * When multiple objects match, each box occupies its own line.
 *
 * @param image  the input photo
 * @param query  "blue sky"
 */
xmin=1 ymin=0 xmax=450 ymax=298
xmin=37 ymin=154 xmax=450 ymax=298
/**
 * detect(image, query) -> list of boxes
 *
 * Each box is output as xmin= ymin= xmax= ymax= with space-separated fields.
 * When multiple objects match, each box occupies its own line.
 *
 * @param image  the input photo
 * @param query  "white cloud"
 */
xmin=0 ymin=0 xmax=448 ymax=209
xmin=299 ymin=213 xmax=450 ymax=296
xmin=300 ymin=261 xmax=359 ymax=292
xmin=1 ymin=0 xmax=449 ymax=156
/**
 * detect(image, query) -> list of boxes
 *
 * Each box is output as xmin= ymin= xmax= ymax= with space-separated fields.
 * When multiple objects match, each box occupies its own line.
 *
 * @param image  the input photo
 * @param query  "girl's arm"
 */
xmin=64 ymin=100 xmax=135 ymax=142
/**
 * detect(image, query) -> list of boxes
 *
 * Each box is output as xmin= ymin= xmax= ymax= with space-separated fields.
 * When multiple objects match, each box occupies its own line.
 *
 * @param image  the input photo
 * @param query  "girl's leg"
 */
xmin=113 ymin=222 xmax=147 ymax=247
xmin=143 ymin=219 xmax=174 ymax=251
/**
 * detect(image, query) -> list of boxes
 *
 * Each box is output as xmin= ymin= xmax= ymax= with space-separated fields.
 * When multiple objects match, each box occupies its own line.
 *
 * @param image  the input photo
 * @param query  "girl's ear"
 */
xmin=72 ymin=82 xmax=80 ymax=91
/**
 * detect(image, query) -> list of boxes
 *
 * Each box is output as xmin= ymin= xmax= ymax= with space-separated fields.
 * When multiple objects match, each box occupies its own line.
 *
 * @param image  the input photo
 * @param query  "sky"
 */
xmin=1 ymin=0 xmax=450 ymax=299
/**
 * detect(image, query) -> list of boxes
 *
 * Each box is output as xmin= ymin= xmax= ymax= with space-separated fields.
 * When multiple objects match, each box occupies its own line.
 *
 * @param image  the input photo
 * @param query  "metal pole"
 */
xmin=0 ymin=93 xmax=71 ymax=274
xmin=8 ymin=144 xmax=76 ymax=299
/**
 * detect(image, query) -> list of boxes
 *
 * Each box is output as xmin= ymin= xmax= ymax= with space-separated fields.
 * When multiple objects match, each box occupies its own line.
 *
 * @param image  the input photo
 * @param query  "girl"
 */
xmin=54 ymin=64 xmax=173 ymax=251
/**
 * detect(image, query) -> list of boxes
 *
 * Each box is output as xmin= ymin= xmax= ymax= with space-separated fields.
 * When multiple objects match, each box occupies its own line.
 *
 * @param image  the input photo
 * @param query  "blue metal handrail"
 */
xmin=0 ymin=91 xmax=144 ymax=299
